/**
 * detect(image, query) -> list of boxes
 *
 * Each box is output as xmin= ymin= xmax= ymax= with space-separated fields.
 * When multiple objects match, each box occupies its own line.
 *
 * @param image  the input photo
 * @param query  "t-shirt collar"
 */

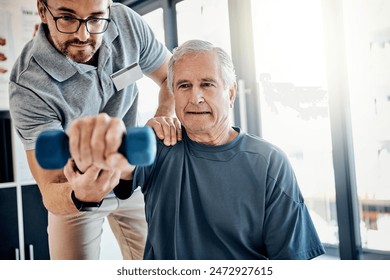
xmin=183 ymin=126 xmax=242 ymax=152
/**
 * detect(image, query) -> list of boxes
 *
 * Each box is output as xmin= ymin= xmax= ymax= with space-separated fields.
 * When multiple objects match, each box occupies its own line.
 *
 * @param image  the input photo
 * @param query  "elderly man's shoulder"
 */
xmin=240 ymin=130 xmax=290 ymax=162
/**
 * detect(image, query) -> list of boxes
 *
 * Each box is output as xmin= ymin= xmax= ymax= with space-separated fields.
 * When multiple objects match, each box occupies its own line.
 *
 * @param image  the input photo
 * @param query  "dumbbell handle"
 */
xmin=35 ymin=126 xmax=156 ymax=170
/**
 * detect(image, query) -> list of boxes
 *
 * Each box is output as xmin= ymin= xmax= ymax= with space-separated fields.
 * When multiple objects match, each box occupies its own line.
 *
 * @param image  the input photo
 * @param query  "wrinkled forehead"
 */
xmin=175 ymin=51 xmax=219 ymax=70
xmin=175 ymin=52 xmax=220 ymax=76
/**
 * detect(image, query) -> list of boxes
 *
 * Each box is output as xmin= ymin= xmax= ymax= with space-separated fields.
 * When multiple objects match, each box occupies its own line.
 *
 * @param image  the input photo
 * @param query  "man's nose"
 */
xmin=189 ymin=88 xmax=205 ymax=104
xmin=74 ymin=22 xmax=90 ymax=42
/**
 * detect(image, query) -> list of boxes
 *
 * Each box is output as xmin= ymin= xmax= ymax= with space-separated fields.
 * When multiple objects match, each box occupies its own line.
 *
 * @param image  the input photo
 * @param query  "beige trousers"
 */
xmin=47 ymin=188 xmax=147 ymax=260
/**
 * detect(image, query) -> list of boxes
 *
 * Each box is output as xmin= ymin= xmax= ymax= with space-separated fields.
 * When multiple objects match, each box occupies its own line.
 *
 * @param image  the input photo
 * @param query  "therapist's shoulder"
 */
xmin=110 ymin=2 xmax=143 ymax=21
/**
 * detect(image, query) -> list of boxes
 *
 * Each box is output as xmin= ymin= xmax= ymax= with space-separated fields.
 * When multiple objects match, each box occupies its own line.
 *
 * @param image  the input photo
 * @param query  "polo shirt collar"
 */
xmin=103 ymin=17 xmax=119 ymax=47
xmin=31 ymin=25 xmax=76 ymax=82
xmin=98 ymin=17 xmax=118 ymax=68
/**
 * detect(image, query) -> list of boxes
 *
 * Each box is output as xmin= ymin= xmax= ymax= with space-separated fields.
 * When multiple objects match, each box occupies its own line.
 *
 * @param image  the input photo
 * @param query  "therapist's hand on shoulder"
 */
xmin=146 ymin=116 xmax=182 ymax=146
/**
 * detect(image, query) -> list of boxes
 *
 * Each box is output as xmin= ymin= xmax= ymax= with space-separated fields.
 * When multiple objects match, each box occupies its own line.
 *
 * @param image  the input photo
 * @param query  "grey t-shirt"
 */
xmin=9 ymin=3 xmax=170 ymax=150
xmin=133 ymin=127 xmax=326 ymax=260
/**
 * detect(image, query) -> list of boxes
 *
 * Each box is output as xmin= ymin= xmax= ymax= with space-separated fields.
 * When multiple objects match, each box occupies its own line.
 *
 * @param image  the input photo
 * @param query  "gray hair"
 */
xmin=167 ymin=40 xmax=236 ymax=92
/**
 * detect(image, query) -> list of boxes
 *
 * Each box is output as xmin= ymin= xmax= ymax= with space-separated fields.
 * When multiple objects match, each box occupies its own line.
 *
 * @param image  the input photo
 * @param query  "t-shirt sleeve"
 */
xmin=132 ymin=136 xmax=164 ymax=194
xmin=263 ymin=150 xmax=325 ymax=259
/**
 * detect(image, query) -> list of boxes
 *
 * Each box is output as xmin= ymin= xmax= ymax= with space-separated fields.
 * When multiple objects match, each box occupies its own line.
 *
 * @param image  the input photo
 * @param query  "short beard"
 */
xmin=61 ymin=39 xmax=97 ymax=64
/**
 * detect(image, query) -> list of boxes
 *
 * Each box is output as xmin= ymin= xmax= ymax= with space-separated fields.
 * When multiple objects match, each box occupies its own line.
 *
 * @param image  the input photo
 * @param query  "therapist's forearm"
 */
xmin=155 ymin=79 xmax=175 ymax=117
xmin=42 ymin=182 xmax=79 ymax=215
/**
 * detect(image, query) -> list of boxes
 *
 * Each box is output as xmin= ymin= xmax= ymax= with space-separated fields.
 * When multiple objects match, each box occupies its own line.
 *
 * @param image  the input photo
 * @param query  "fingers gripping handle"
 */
xmin=35 ymin=127 xmax=156 ymax=170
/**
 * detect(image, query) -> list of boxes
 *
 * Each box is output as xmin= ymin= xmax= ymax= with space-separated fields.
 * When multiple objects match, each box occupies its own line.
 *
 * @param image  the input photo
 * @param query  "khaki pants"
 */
xmin=47 ymin=188 xmax=147 ymax=260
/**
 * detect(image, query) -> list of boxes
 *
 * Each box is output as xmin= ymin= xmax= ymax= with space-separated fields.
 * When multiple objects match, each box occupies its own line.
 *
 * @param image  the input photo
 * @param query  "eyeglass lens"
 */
xmin=56 ymin=18 xmax=109 ymax=34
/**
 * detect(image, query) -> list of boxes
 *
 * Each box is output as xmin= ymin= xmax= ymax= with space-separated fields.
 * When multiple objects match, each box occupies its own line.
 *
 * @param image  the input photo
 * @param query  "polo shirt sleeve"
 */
xmin=263 ymin=149 xmax=325 ymax=259
xmin=121 ymin=7 xmax=170 ymax=75
xmin=9 ymin=81 xmax=63 ymax=151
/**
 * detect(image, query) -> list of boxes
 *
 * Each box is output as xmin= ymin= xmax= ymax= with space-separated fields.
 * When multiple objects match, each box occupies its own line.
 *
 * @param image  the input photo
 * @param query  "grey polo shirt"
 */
xmin=9 ymin=3 xmax=170 ymax=150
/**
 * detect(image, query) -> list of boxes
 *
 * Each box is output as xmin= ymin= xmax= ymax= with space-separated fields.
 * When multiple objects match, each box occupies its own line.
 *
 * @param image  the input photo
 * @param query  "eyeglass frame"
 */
xmin=41 ymin=1 xmax=111 ymax=34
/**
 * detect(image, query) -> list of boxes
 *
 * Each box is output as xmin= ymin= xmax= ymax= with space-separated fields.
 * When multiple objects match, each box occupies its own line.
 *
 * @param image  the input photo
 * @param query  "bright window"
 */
xmin=176 ymin=0 xmax=231 ymax=54
xmin=343 ymin=0 xmax=390 ymax=252
xmin=251 ymin=0 xmax=339 ymax=247
xmin=137 ymin=8 xmax=165 ymax=125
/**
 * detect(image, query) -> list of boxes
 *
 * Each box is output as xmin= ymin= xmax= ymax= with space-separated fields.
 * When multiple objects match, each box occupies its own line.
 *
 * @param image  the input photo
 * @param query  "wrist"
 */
xmin=155 ymin=111 xmax=175 ymax=117
xmin=154 ymin=104 xmax=175 ymax=117
xmin=71 ymin=190 xmax=103 ymax=211
xmin=120 ymin=169 xmax=134 ymax=181
xmin=113 ymin=179 xmax=134 ymax=200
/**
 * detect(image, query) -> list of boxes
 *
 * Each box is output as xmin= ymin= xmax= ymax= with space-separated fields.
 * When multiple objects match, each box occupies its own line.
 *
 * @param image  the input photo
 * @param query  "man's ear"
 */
xmin=229 ymin=82 xmax=237 ymax=109
xmin=37 ymin=1 xmax=48 ymax=24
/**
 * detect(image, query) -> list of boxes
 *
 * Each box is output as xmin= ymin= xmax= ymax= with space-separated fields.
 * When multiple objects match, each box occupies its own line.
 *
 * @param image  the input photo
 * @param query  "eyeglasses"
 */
xmin=42 ymin=1 xmax=111 ymax=34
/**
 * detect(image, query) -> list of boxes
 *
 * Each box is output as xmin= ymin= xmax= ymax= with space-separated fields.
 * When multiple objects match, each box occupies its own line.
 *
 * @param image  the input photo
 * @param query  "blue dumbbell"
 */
xmin=35 ymin=126 xmax=156 ymax=170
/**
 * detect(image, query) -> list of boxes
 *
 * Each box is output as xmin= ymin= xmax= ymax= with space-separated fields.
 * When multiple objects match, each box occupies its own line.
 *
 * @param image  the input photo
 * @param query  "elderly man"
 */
xmin=65 ymin=39 xmax=325 ymax=260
